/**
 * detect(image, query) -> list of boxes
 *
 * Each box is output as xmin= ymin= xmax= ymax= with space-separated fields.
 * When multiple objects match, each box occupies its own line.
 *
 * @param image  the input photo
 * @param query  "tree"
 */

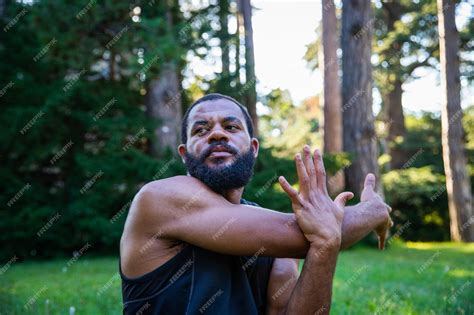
xmin=373 ymin=0 xmax=439 ymax=170
xmin=437 ymin=0 xmax=473 ymax=241
xmin=0 ymin=0 xmax=194 ymax=257
xmin=341 ymin=0 xmax=381 ymax=195
xmin=374 ymin=1 xmax=406 ymax=170
xmin=145 ymin=1 xmax=183 ymax=157
xmin=320 ymin=0 xmax=344 ymax=194
xmin=238 ymin=0 xmax=258 ymax=136
xmin=146 ymin=65 xmax=182 ymax=157
xmin=219 ymin=0 xmax=230 ymax=80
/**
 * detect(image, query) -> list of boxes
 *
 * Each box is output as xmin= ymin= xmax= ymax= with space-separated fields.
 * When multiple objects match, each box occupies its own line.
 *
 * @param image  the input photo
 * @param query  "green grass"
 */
xmin=331 ymin=242 xmax=474 ymax=314
xmin=1 ymin=242 xmax=473 ymax=314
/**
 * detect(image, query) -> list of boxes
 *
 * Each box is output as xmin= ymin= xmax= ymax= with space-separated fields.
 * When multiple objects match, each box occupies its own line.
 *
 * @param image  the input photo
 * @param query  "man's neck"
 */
xmin=185 ymin=173 xmax=245 ymax=204
xmin=221 ymin=187 xmax=245 ymax=204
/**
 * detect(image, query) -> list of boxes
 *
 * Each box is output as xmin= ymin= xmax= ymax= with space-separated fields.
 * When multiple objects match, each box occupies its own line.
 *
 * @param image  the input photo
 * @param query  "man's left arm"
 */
xmin=340 ymin=173 xmax=393 ymax=250
xmin=266 ymin=197 xmax=390 ymax=314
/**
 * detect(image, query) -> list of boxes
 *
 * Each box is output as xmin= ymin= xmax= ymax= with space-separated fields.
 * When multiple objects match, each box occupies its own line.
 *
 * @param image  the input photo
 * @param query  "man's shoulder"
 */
xmin=143 ymin=175 xmax=202 ymax=191
xmin=138 ymin=175 xmax=211 ymax=201
xmin=240 ymin=198 xmax=260 ymax=207
xmin=130 ymin=175 xmax=219 ymax=221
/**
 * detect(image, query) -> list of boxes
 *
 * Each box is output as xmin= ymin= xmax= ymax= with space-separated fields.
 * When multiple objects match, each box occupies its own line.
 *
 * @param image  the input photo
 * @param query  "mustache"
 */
xmin=200 ymin=141 xmax=239 ymax=160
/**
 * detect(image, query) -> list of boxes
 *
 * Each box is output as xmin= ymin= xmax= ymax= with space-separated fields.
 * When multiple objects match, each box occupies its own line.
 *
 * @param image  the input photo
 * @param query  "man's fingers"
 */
xmin=334 ymin=192 xmax=354 ymax=209
xmin=295 ymin=153 xmax=310 ymax=198
xmin=364 ymin=173 xmax=376 ymax=191
xmin=377 ymin=219 xmax=392 ymax=250
xmin=378 ymin=230 xmax=387 ymax=250
xmin=302 ymin=145 xmax=318 ymax=190
xmin=278 ymin=176 xmax=298 ymax=202
xmin=314 ymin=149 xmax=328 ymax=195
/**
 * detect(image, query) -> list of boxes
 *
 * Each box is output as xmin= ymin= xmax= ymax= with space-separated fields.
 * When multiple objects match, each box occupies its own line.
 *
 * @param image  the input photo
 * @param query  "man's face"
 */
xmin=178 ymin=99 xmax=259 ymax=193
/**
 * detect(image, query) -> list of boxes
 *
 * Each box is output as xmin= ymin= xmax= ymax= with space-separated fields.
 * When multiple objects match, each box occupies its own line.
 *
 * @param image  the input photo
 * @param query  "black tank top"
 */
xmin=120 ymin=198 xmax=275 ymax=315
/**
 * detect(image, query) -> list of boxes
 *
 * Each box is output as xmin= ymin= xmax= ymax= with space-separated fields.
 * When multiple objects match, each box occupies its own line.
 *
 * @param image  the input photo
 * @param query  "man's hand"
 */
xmin=360 ymin=173 xmax=393 ymax=250
xmin=278 ymin=146 xmax=354 ymax=248
xmin=275 ymin=146 xmax=354 ymax=315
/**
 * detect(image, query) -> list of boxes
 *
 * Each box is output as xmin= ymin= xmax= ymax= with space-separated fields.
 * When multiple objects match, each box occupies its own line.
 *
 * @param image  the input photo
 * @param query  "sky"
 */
xmin=252 ymin=0 xmax=474 ymax=113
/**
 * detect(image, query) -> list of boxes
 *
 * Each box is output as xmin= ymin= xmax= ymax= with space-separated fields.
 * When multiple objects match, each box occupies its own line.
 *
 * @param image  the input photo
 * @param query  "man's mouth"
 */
xmin=208 ymin=151 xmax=233 ymax=158
xmin=206 ymin=145 xmax=235 ymax=159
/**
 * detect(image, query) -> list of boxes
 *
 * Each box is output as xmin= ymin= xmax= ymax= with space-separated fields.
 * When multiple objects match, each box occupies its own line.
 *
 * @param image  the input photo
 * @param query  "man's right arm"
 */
xmin=128 ymin=175 xmax=310 ymax=258
xmin=129 ymin=172 xmax=390 ymax=259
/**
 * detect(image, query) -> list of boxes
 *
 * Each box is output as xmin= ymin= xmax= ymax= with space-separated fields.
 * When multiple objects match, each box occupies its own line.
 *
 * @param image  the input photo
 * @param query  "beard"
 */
xmin=184 ymin=142 xmax=256 ymax=194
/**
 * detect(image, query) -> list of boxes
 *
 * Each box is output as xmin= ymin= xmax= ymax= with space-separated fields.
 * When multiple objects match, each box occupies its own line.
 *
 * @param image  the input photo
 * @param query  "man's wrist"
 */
xmin=359 ymin=199 xmax=388 ymax=228
xmin=308 ymin=234 xmax=341 ymax=256
xmin=369 ymin=199 xmax=390 ymax=229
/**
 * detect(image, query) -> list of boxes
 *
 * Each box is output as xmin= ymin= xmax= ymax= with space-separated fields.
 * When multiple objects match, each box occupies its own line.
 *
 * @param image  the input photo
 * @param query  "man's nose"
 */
xmin=207 ymin=126 xmax=229 ymax=144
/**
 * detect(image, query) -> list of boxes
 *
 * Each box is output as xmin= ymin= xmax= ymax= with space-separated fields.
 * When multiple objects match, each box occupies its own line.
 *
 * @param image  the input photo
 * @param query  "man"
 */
xmin=120 ymin=93 xmax=392 ymax=314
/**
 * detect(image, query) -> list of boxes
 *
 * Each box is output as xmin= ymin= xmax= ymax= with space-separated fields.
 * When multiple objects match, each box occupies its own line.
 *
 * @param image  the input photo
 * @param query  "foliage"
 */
xmin=0 ymin=1 xmax=190 ymax=259
xmin=381 ymin=108 xmax=474 ymax=241
xmin=383 ymin=166 xmax=449 ymax=241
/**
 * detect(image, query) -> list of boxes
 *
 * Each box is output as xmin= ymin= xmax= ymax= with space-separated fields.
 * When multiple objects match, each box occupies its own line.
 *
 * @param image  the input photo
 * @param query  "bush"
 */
xmin=383 ymin=166 xmax=450 ymax=241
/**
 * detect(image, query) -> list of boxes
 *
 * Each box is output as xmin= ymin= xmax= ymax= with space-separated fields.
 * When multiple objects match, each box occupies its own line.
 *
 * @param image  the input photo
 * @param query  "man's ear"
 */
xmin=178 ymin=144 xmax=187 ymax=163
xmin=251 ymin=138 xmax=259 ymax=158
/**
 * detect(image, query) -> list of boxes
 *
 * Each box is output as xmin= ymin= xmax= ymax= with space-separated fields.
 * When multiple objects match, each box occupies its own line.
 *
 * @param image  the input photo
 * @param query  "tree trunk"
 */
xmin=437 ymin=0 xmax=473 ymax=242
xmin=238 ymin=0 xmax=258 ymax=136
xmin=382 ymin=79 xmax=407 ymax=169
xmin=219 ymin=0 xmax=230 ymax=78
xmin=235 ymin=0 xmax=244 ymax=100
xmin=379 ymin=2 xmax=406 ymax=170
xmin=145 ymin=2 xmax=182 ymax=158
xmin=146 ymin=65 xmax=182 ymax=158
xmin=341 ymin=0 xmax=381 ymax=195
xmin=0 ymin=0 xmax=4 ymax=19
xmin=321 ymin=0 xmax=344 ymax=194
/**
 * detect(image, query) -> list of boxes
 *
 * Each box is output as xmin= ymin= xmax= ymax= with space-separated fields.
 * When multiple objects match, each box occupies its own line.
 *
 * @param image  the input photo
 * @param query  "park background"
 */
xmin=0 ymin=0 xmax=473 ymax=314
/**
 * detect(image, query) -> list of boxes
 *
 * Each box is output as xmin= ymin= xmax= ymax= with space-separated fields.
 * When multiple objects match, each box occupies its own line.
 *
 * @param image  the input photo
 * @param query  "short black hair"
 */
xmin=181 ymin=93 xmax=254 ymax=144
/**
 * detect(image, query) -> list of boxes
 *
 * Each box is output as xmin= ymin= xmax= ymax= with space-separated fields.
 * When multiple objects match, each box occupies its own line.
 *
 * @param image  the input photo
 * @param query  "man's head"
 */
xmin=178 ymin=93 xmax=259 ymax=194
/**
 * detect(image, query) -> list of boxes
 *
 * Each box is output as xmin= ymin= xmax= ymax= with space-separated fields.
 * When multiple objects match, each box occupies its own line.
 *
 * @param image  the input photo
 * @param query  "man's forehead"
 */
xmin=188 ymin=99 xmax=246 ymax=122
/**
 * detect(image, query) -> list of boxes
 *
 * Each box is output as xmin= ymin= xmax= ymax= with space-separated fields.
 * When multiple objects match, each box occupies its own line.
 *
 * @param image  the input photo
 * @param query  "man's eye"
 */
xmin=195 ymin=128 xmax=208 ymax=136
xmin=226 ymin=125 xmax=239 ymax=131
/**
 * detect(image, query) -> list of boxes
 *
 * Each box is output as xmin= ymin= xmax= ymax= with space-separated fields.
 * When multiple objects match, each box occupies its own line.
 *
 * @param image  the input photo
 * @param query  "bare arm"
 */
xmin=128 ymin=172 xmax=389 ymax=259
xmin=276 ymin=147 xmax=350 ymax=314
xmin=340 ymin=200 xmax=388 ymax=249
xmin=266 ymin=258 xmax=299 ymax=315
xmin=284 ymin=244 xmax=339 ymax=315
xmin=129 ymin=175 xmax=388 ymax=260
xmin=128 ymin=142 xmax=391 ymax=260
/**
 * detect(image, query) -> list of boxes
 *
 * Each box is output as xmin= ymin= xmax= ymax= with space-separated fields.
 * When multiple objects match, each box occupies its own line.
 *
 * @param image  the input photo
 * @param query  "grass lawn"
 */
xmin=1 ymin=242 xmax=472 ymax=314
